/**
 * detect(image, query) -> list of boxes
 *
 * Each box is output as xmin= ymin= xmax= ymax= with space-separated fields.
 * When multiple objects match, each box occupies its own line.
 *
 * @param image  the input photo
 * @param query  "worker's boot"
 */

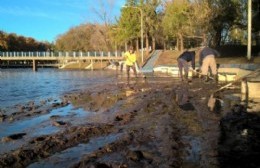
xmin=212 ymin=74 xmax=218 ymax=83
xmin=184 ymin=73 xmax=189 ymax=82
xmin=202 ymin=75 xmax=210 ymax=83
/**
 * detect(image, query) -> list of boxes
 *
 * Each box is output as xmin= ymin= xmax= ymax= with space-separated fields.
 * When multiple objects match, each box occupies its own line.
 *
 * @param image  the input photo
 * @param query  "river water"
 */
xmin=0 ymin=68 xmax=117 ymax=109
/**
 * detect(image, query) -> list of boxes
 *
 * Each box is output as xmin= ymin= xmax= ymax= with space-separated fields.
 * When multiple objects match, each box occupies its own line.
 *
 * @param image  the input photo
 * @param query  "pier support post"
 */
xmin=33 ymin=60 xmax=38 ymax=71
xmin=91 ymin=59 xmax=93 ymax=71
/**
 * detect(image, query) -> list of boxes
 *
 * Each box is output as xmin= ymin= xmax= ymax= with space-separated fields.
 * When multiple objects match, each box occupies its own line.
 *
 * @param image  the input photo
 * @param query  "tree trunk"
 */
xmin=146 ymin=33 xmax=149 ymax=56
xmin=152 ymin=36 xmax=156 ymax=50
xmin=125 ymin=41 xmax=127 ymax=51
xmin=136 ymin=39 xmax=139 ymax=52
xmin=176 ymin=38 xmax=179 ymax=51
xmin=212 ymin=29 xmax=222 ymax=47
xmin=179 ymin=34 xmax=184 ymax=52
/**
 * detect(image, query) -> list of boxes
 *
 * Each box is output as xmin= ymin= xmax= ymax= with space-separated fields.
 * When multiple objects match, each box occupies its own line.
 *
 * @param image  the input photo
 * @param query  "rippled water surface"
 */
xmin=0 ymin=69 xmax=116 ymax=108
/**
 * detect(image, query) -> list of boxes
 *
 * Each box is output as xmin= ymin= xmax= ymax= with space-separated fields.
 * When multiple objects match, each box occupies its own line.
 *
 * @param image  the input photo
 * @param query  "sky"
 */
xmin=0 ymin=0 xmax=126 ymax=42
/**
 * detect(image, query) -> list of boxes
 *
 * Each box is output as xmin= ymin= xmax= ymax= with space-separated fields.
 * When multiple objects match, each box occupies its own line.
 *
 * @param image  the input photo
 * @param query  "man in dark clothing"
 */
xmin=199 ymin=46 xmax=220 ymax=83
xmin=177 ymin=51 xmax=196 ymax=81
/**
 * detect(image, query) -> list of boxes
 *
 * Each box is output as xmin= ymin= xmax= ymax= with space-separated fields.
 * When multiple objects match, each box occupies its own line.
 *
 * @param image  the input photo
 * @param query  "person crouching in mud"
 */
xmin=199 ymin=44 xmax=220 ymax=83
xmin=124 ymin=46 xmax=137 ymax=84
xmin=177 ymin=50 xmax=196 ymax=82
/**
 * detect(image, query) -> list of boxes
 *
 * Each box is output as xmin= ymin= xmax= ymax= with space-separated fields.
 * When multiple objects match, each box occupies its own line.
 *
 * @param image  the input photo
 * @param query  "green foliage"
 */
xmin=116 ymin=2 xmax=141 ymax=45
xmin=252 ymin=0 xmax=260 ymax=32
xmin=207 ymin=0 xmax=246 ymax=46
xmin=143 ymin=1 xmax=161 ymax=42
xmin=54 ymin=0 xmax=259 ymax=52
xmin=229 ymin=27 xmax=246 ymax=44
xmin=162 ymin=0 xmax=190 ymax=37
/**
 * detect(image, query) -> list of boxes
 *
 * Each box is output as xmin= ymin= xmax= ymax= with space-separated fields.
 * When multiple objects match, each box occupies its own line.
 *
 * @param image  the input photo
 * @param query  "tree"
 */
xmin=90 ymin=0 xmax=120 ymax=51
xmin=252 ymin=0 xmax=260 ymax=46
xmin=0 ymin=31 xmax=8 ymax=51
xmin=162 ymin=0 xmax=191 ymax=51
xmin=55 ymin=24 xmax=94 ymax=51
xmin=116 ymin=0 xmax=140 ymax=50
xmin=207 ymin=0 xmax=245 ymax=46
xmin=188 ymin=0 xmax=211 ymax=44
xmin=143 ymin=0 xmax=161 ymax=52
xmin=55 ymin=24 xmax=115 ymax=52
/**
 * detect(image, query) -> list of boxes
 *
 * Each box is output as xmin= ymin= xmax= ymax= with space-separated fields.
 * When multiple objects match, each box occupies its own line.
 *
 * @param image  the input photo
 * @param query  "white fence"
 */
xmin=0 ymin=51 xmax=124 ymax=57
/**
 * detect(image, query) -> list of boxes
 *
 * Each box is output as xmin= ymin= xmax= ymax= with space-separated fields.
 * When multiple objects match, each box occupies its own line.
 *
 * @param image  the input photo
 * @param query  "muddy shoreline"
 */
xmin=0 ymin=76 xmax=259 ymax=168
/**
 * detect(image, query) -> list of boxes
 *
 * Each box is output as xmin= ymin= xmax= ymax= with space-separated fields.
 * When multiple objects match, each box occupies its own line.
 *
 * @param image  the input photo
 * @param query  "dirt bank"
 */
xmin=0 ymin=75 xmax=259 ymax=168
xmin=156 ymin=50 xmax=260 ymax=66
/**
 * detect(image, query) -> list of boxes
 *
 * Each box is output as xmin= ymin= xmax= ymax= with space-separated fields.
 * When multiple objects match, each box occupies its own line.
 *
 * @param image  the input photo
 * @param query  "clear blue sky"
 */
xmin=0 ymin=0 xmax=126 ymax=43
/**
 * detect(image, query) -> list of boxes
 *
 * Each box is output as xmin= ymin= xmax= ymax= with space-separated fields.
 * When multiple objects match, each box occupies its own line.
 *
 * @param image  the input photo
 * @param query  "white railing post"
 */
xmin=88 ymin=52 xmax=90 ymax=57
xmin=95 ymin=52 xmax=96 ymax=57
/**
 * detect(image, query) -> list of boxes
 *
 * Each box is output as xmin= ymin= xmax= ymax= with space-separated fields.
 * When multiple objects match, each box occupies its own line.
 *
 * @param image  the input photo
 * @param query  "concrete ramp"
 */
xmin=140 ymin=50 xmax=162 ymax=73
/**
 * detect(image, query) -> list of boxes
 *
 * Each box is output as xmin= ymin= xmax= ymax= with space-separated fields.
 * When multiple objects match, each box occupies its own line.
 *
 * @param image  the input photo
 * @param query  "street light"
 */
xmin=247 ymin=0 xmax=252 ymax=60
xmin=122 ymin=5 xmax=144 ymax=63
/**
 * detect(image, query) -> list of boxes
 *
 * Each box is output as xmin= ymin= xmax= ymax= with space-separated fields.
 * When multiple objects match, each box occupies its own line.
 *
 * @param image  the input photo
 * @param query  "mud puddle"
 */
xmin=182 ymin=136 xmax=201 ymax=167
xmin=0 ymin=104 xmax=92 ymax=154
xmin=28 ymin=133 xmax=123 ymax=168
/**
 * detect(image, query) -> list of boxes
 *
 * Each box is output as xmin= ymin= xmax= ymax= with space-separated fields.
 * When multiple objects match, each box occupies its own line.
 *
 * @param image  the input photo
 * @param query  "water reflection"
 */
xmin=0 ymin=69 xmax=116 ymax=108
xmin=0 ymin=105 xmax=91 ymax=154
xmin=223 ymin=93 xmax=260 ymax=113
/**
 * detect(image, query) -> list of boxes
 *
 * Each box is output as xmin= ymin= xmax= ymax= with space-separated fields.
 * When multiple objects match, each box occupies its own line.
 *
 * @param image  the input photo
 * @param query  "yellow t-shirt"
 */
xmin=124 ymin=51 xmax=136 ymax=66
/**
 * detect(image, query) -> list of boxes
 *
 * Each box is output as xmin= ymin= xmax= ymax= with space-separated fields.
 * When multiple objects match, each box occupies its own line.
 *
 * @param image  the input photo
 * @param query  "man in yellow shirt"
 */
xmin=124 ymin=46 xmax=137 ymax=83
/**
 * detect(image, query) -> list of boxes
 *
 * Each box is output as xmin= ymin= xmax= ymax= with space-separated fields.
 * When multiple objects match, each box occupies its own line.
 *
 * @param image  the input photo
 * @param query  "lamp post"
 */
xmin=247 ymin=0 xmax=252 ymax=60
xmin=122 ymin=5 xmax=144 ymax=63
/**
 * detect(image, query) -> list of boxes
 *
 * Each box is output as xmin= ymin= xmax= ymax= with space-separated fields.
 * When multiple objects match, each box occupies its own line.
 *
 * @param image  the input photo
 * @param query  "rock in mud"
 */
xmin=52 ymin=121 xmax=67 ymax=126
xmin=2 ymin=133 xmax=26 ymax=142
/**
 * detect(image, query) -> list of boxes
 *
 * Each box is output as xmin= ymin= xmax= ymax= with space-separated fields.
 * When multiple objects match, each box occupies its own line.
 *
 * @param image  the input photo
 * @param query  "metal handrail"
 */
xmin=0 ymin=51 xmax=124 ymax=57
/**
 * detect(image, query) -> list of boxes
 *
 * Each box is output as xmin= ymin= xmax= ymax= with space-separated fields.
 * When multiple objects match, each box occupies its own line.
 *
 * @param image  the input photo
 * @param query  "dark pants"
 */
xmin=126 ymin=64 xmax=137 ymax=84
xmin=177 ymin=58 xmax=189 ymax=80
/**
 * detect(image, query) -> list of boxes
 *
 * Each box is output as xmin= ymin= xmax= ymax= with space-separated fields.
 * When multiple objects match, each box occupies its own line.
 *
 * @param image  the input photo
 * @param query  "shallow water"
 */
xmin=222 ymin=93 xmax=260 ymax=113
xmin=27 ymin=133 xmax=123 ymax=168
xmin=0 ymin=105 xmax=92 ymax=154
xmin=0 ymin=68 xmax=117 ymax=108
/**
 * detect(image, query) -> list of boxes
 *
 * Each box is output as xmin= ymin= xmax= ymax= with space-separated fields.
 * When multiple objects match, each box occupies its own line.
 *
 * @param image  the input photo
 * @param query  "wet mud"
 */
xmin=0 ymin=77 xmax=259 ymax=168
